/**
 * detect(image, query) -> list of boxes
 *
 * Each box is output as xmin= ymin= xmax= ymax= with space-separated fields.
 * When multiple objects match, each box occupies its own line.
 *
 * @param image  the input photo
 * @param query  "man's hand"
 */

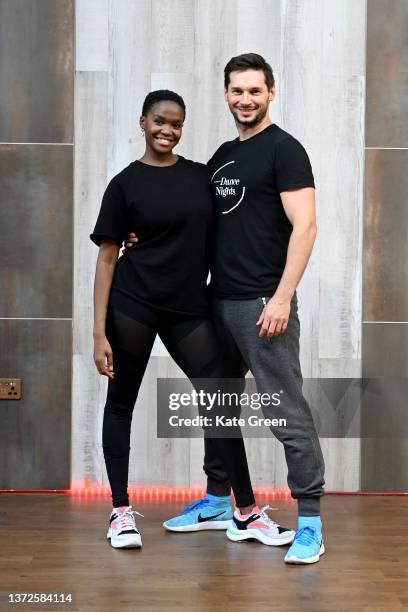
xmin=123 ymin=232 xmax=139 ymax=249
xmin=256 ymin=296 xmax=291 ymax=338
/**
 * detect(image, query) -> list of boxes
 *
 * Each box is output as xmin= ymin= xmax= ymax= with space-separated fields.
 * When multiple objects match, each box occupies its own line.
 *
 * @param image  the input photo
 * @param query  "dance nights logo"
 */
xmin=211 ymin=161 xmax=246 ymax=214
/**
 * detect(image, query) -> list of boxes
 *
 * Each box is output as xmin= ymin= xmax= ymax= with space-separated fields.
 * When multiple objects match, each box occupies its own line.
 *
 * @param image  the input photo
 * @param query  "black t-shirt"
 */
xmin=207 ymin=123 xmax=315 ymax=299
xmin=90 ymin=156 xmax=212 ymax=316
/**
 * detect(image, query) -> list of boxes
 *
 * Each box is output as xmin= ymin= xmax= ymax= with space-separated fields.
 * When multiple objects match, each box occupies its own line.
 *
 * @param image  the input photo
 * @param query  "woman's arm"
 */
xmin=93 ymin=239 xmax=120 ymax=378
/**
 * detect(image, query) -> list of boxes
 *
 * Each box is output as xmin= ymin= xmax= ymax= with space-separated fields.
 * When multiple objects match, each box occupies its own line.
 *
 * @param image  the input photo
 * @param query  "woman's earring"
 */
xmin=140 ymin=128 xmax=145 ymax=136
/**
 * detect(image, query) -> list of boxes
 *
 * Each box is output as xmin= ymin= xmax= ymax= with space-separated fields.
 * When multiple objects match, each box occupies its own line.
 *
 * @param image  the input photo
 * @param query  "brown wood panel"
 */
xmin=0 ymin=0 xmax=74 ymax=143
xmin=0 ymin=495 xmax=407 ymax=610
xmin=361 ymin=438 xmax=408 ymax=492
xmin=0 ymin=144 xmax=73 ymax=318
xmin=0 ymin=320 xmax=71 ymax=488
xmin=361 ymin=322 xmax=408 ymax=491
xmin=363 ymin=149 xmax=408 ymax=322
xmin=362 ymin=322 xmax=408 ymax=379
xmin=366 ymin=0 xmax=408 ymax=147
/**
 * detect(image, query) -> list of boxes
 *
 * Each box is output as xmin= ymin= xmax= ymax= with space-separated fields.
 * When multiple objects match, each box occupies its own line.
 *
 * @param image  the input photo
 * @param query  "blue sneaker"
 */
xmin=163 ymin=494 xmax=233 ymax=532
xmin=284 ymin=526 xmax=325 ymax=564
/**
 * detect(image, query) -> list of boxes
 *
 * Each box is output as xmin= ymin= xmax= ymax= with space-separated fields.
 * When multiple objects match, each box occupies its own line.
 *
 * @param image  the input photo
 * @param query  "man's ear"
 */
xmin=224 ymin=87 xmax=228 ymax=101
xmin=268 ymin=86 xmax=276 ymax=101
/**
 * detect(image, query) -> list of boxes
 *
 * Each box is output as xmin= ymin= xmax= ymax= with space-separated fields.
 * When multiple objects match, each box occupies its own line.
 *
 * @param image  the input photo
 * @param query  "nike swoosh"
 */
xmin=197 ymin=511 xmax=227 ymax=523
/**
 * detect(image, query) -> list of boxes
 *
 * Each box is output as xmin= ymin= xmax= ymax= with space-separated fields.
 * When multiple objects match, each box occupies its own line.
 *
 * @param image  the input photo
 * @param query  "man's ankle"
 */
xmin=238 ymin=504 xmax=256 ymax=515
xmin=205 ymin=492 xmax=231 ymax=503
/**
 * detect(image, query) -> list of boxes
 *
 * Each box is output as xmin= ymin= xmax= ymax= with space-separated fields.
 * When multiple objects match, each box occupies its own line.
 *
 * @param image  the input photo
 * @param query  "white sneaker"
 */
xmin=226 ymin=505 xmax=295 ymax=546
xmin=106 ymin=505 xmax=143 ymax=548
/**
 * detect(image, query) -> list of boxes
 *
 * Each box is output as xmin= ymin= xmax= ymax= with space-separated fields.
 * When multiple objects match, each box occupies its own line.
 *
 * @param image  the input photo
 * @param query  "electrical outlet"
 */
xmin=0 ymin=378 xmax=22 ymax=400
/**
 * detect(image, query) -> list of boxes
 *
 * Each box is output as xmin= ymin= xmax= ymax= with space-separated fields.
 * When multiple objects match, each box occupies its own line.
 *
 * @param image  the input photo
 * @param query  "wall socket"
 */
xmin=0 ymin=378 xmax=22 ymax=400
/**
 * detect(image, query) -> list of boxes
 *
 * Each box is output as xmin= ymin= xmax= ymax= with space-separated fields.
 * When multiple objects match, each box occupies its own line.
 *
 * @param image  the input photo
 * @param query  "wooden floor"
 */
xmin=0 ymin=494 xmax=407 ymax=611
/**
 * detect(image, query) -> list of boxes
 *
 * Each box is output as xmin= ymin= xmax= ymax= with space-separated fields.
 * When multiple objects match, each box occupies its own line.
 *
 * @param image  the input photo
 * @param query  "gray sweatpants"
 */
xmin=204 ymin=292 xmax=325 ymax=515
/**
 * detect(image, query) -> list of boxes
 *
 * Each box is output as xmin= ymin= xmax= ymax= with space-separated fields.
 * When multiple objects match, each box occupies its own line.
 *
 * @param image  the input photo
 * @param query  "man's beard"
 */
xmin=231 ymin=105 xmax=268 ymax=127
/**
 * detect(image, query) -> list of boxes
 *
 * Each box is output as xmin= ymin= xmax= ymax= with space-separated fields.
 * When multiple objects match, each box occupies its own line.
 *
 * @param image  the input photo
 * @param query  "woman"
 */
xmin=91 ymin=90 xmax=287 ymax=550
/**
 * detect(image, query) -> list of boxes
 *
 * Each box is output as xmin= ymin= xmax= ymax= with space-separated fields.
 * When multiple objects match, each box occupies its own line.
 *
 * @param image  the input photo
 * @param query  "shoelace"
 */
xmin=294 ymin=526 xmax=319 ymax=545
xmin=116 ymin=507 xmax=144 ymax=531
xmin=178 ymin=498 xmax=209 ymax=516
xmin=257 ymin=505 xmax=280 ymax=528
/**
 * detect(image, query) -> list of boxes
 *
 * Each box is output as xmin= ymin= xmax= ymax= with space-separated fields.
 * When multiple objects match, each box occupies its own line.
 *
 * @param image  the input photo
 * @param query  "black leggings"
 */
xmin=102 ymin=292 xmax=255 ymax=508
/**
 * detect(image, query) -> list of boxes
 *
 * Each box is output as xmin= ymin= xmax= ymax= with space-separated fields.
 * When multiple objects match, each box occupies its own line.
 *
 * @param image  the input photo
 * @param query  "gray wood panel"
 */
xmin=75 ymin=0 xmax=109 ymax=72
xmin=276 ymin=0 xmax=365 ymax=492
xmin=363 ymin=149 xmax=408 ymax=322
xmin=107 ymin=0 xmax=152 ymax=172
xmin=0 ymin=144 xmax=73 ymax=318
xmin=73 ymin=71 xmax=108 ymax=356
xmin=0 ymin=319 xmax=71 ymax=488
xmin=0 ymin=0 xmax=74 ymax=143
xmin=366 ymin=0 xmax=408 ymax=147
xmin=72 ymin=70 xmax=108 ymax=487
xmin=73 ymin=0 xmax=366 ymax=492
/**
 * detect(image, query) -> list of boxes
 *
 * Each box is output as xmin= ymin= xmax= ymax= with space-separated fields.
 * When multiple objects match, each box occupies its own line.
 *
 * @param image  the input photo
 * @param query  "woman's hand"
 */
xmin=93 ymin=335 xmax=115 ymax=379
xmin=124 ymin=232 xmax=139 ymax=249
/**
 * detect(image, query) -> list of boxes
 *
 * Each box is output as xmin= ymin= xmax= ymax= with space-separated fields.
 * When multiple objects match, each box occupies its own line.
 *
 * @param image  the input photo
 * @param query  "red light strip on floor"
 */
xmin=0 ymin=487 xmax=407 ymax=496
xmin=325 ymin=491 xmax=408 ymax=496
xmin=0 ymin=487 xmax=290 ymax=498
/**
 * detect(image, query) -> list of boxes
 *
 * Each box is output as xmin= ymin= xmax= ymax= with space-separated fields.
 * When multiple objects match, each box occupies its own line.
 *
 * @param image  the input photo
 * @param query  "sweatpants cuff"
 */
xmin=297 ymin=497 xmax=321 ymax=516
xmin=206 ymin=478 xmax=231 ymax=498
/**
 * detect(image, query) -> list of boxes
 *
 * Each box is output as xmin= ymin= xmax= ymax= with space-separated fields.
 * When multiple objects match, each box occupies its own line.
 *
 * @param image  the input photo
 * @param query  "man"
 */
xmin=126 ymin=53 xmax=325 ymax=564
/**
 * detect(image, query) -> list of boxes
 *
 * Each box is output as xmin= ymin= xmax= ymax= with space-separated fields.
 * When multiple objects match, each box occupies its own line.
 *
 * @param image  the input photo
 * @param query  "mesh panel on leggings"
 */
xmin=160 ymin=319 xmax=222 ymax=378
xmin=107 ymin=307 xmax=156 ymax=356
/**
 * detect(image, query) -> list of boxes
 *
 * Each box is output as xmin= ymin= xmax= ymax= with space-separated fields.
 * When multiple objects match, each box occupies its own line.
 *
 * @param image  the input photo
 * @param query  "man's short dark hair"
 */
xmin=224 ymin=53 xmax=275 ymax=90
xmin=142 ymin=90 xmax=186 ymax=117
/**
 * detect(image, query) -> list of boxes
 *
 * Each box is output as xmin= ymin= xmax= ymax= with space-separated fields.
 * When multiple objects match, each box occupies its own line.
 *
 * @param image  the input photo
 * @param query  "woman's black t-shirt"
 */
xmin=90 ymin=156 xmax=212 ymax=316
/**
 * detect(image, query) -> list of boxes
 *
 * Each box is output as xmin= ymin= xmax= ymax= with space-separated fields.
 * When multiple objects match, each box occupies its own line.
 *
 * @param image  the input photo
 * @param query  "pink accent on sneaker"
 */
xmin=248 ymin=520 xmax=269 ymax=530
xmin=236 ymin=507 xmax=269 ymax=529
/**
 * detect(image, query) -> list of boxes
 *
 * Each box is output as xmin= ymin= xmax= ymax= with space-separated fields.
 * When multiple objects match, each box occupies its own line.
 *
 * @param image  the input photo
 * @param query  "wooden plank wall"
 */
xmin=0 ymin=0 xmax=74 ymax=489
xmin=72 ymin=0 xmax=366 ymax=492
xmin=361 ymin=0 xmax=408 ymax=491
